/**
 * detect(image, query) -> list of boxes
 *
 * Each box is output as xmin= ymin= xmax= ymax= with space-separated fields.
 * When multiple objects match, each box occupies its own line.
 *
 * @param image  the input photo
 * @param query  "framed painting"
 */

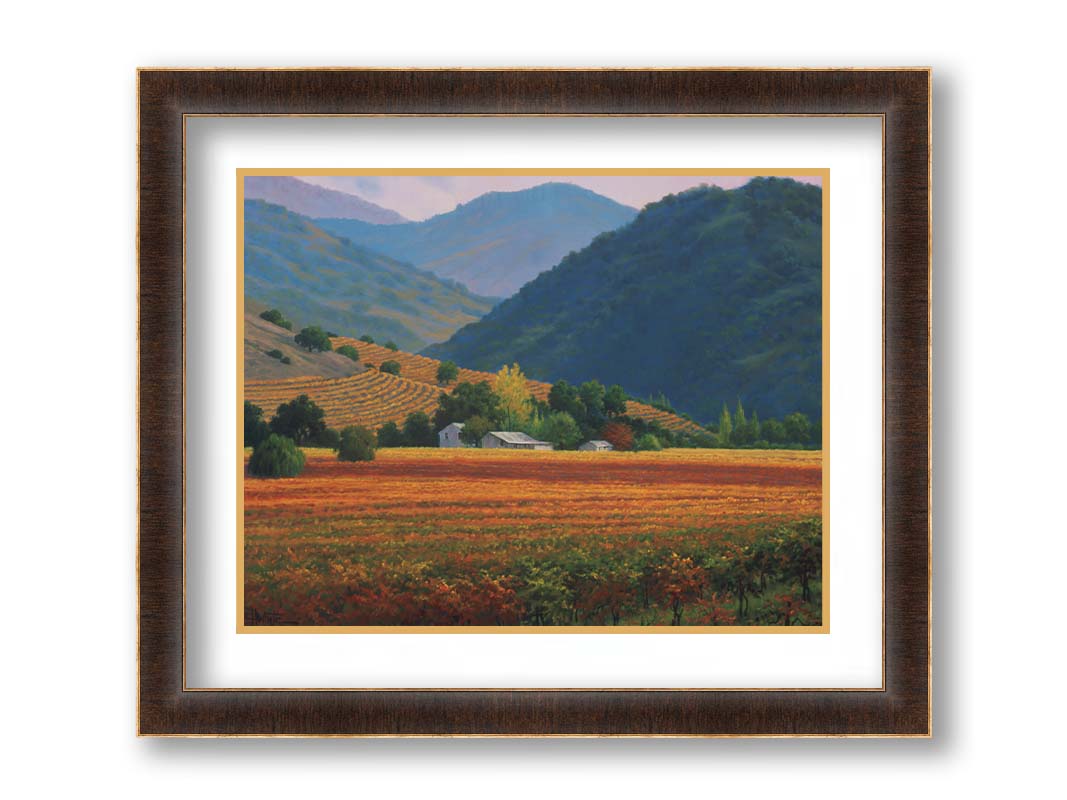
xmin=137 ymin=68 xmax=931 ymax=736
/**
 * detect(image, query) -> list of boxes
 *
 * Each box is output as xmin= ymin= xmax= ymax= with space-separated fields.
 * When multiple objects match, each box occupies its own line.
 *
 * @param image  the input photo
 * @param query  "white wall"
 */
xmin=2 ymin=1 xmax=1064 ymax=797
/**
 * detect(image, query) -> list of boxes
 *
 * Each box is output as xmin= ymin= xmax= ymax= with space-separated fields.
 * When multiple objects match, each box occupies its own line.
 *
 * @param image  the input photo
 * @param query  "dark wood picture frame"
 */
xmin=137 ymin=68 xmax=931 ymax=736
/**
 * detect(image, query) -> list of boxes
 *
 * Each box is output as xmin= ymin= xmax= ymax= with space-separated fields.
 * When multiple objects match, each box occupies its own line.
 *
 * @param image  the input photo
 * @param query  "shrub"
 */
xmin=259 ymin=308 xmax=292 ymax=330
xmin=336 ymin=344 xmax=360 ymax=362
xmin=294 ymin=326 xmax=333 ymax=353
xmin=359 ymin=334 xmax=375 ymax=343
xmin=634 ymin=433 xmax=662 ymax=451
xmin=778 ymin=519 xmax=822 ymax=602
xmin=651 ymin=553 xmax=705 ymax=625
xmin=379 ymin=360 xmax=401 ymax=376
xmin=248 ymin=434 xmax=305 ymax=478
xmin=265 ymin=348 xmax=284 ymax=360
xmin=436 ymin=360 xmax=459 ymax=385
xmin=280 ymin=356 xmax=291 ymax=364
xmin=384 ymin=340 xmax=399 ymax=351
xmin=338 ymin=425 xmax=376 ymax=462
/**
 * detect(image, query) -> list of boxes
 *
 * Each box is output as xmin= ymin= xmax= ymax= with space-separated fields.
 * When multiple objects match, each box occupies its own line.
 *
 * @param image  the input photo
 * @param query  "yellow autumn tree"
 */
xmin=494 ymin=363 xmax=532 ymax=429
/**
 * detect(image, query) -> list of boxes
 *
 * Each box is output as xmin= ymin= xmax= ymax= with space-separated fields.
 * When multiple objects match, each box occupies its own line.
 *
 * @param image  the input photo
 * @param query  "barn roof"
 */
xmin=440 ymin=422 xmax=464 ymax=431
xmin=486 ymin=431 xmax=549 ymax=445
xmin=585 ymin=440 xmax=612 ymax=447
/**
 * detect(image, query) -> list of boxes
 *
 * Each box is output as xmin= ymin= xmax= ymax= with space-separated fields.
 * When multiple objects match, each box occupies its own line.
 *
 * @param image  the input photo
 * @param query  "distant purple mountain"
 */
xmin=315 ymin=182 xmax=638 ymax=297
xmin=244 ymin=176 xmax=407 ymax=224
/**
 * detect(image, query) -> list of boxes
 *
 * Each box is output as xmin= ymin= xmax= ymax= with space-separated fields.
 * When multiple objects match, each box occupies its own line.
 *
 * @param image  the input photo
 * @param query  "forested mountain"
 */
xmin=425 ymin=178 xmax=823 ymax=422
xmin=315 ymin=182 xmax=638 ymax=297
xmin=243 ymin=200 xmax=495 ymax=351
xmin=244 ymin=176 xmax=408 ymax=224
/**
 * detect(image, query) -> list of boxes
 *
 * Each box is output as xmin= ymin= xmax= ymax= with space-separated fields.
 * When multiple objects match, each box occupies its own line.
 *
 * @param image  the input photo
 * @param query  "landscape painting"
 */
xmin=239 ymin=169 xmax=827 ymax=630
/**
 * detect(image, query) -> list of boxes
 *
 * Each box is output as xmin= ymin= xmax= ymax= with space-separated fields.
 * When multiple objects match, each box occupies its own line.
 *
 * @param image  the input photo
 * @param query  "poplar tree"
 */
xmin=718 ymin=403 xmax=733 ymax=446
xmin=494 ymin=363 xmax=532 ymax=429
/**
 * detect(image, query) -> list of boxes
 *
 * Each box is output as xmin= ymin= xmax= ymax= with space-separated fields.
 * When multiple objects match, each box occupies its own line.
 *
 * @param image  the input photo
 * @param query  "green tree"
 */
xmin=248 ymin=434 xmax=305 ymax=477
xmin=309 ymin=427 xmax=341 ymax=450
xmin=338 ymin=425 xmax=376 ymax=462
xmin=760 ymin=418 xmax=787 ymax=444
xmin=733 ymin=399 xmax=749 ymax=444
xmin=547 ymin=380 xmax=585 ymax=421
xmin=783 ymin=412 xmax=812 ymax=444
xmin=375 ymin=420 xmax=405 ymax=447
xmin=459 ymin=415 xmax=492 ymax=447
xmin=578 ymin=381 xmax=606 ymax=426
xmin=436 ymin=360 xmax=459 ymax=385
xmin=258 ymin=308 xmax=292 ymax=330
xmin=359 ymin=334 xmax=375 ymax=343
xmin=269 ymin=394 xmax=327 ymax=445
xmin=294 ymin=326 xmax=332 ymax=353
xmin=379 ymin=360 xmax=401 ymax=376
xmin=434 ymin=381 xmax=504 ymax=429
xmin=718 ymin=403 xmax=733 ymax=446
xmin=402 ymin=412 xmax=436 ymax=447
xmin=634 ymin=433 xmax=662 ymax=451
xmin=538 ymin=411 xmax=581 ymax=450
xmin=336 ymin=344 xmax=360 ymax=362
xmin=384 ymin=340 xmax=399 ymax=351
xmin=604 ymin=384 xmax=628 ymax=416
xmin=243 ymin=401 xmax=269 ymax=448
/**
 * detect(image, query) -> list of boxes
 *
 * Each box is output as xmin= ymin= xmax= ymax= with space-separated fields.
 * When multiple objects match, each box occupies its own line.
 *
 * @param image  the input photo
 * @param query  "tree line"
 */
xmin=244 ymin=396 xmax=375 ymax=477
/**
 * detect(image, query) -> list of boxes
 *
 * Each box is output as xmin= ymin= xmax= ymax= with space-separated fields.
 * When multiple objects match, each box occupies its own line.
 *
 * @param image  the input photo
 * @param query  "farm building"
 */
xmin=578 ymin=440 xmax=614 ymax=452
xmin=438 ymin=422 xmax=466 ymax=448
xmin=481 ymin=431 xmax=554 ymax=451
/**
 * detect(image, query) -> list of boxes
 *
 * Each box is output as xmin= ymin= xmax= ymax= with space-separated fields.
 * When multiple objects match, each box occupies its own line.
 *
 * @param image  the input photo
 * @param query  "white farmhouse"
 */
xmin=481 ymin=431 xmax=554 ymax=451
xmin=438 ymin=422 xmax=466 ymax=448
xmin=578 ymin=440 xmax=614 ymax=452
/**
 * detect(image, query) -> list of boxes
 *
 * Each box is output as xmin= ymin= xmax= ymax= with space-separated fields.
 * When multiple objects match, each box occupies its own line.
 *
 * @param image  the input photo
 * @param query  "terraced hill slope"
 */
xmin=330 ymin=337 xmax=706 ymax=436
xmin=245 ymin=370 xmax=440 ymax=431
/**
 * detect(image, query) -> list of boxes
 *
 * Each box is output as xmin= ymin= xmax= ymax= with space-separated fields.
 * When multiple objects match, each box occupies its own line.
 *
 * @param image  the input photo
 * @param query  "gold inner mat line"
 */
xmin=235 ymin=168 xmax=832 ymax=638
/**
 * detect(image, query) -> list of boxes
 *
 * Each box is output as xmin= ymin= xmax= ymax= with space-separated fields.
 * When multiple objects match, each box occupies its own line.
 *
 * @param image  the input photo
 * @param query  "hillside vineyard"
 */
xmin=244 ymin=337 xmax=707 ymax=436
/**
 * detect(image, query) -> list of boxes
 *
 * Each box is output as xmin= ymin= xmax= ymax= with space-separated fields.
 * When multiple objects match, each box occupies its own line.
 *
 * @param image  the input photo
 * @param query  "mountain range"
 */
xmin=425 ymin=178 xmax=823 ymax=422
xmin=244 ymin=176 xmax=408 ymax=224
xmin=315 ymin=182 xmax=638 ymax=297
xmin=243 ymin=199 xmax=495 ymax=351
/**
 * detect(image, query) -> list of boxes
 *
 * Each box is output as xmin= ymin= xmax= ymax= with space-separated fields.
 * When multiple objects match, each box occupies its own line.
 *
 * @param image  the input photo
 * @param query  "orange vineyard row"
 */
xmin=330 ymin=337 xmax=706 ymax=435
xmin=245 ymin=369 xmax=440 ymax=430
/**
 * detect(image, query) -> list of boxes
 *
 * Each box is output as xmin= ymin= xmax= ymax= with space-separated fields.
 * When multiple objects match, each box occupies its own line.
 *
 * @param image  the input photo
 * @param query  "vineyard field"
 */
xmin=243 ymin=448 xmax=824 ymax=627
xmin=245 ymin=369 xmax=440 ymax=430
xmin=331 ymin=337 xmax=707 ymax=435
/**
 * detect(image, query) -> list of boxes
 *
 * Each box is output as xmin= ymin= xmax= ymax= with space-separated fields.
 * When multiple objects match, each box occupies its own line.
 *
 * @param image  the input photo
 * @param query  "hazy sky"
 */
xmin=299 ymin=174 xmax=822 ymax=222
